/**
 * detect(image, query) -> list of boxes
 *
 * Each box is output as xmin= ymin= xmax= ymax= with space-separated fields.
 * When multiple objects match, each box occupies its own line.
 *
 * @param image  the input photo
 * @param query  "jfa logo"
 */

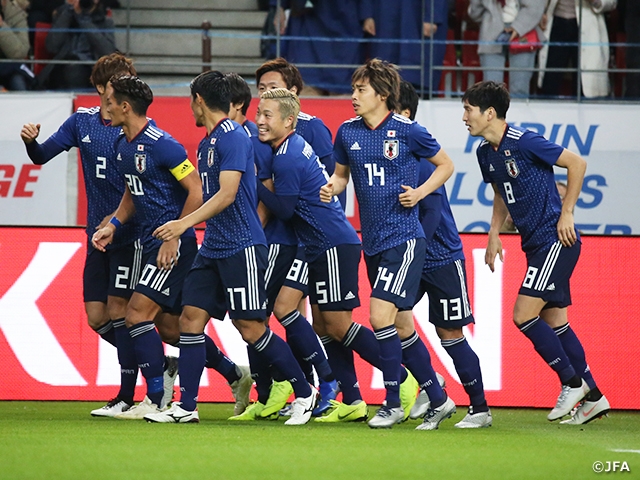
xmin=505 ymin=158 xmax=519 ymax=178
xmin=134 ymin=153 xmax=146 ymax=173
xmin=383 ymin=140 xmax=398 ymax=160
xmin=207 ymin=148 xmax=215 ymax=167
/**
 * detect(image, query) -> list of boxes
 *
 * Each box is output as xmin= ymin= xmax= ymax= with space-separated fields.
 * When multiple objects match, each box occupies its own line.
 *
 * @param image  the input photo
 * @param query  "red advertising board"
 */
xmin=1 ymin=227 xmax=637 ymax=410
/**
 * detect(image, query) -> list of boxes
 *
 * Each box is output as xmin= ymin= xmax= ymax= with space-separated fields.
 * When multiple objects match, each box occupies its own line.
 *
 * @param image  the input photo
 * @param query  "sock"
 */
xmin=373 ymin=325 xmax=402 ymax=408
xmin=519 ymin=317 xmax=577 ymax=384
xmin=94 ymin=320 xmax=117 ymax=347
xmin=178 ymin=333 xmax=206 ymax=411
xmin=128 ymin=321 xmax=165 ymax=406
xmin=553 ymin=323 xmax=597 ymax=391
xmin=251 ymin=328 xmax=312 ymax=398
xmin=401 ymin=331 xmax=445 ymax=408
xmin=321 ymin=335 xmax=361 ymax=405
xmin=247 ymin=345 xmax=271 ymax=405
xmin=204 ymin=334 xmax=240 ymax=384
xmin=281 ymin=310 xmax=333 ymax=382
xmin=113 ymin=318 xmax=137 ymax=404
xmin=441 ymin=336 xmax=487 ymax=410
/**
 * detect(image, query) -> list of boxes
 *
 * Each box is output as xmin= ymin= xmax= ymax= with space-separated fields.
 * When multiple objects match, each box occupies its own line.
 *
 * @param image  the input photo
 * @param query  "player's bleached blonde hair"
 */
xmin=260 ymin=88 xmax=300 ymax=129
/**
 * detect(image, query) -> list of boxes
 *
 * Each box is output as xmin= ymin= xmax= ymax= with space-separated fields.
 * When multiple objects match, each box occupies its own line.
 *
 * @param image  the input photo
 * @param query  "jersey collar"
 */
xmin=364 ymin=111 xmax=393 ymax=131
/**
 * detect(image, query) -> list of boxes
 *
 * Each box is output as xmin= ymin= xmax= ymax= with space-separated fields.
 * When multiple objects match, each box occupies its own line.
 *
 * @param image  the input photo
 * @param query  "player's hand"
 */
xmin=91 ymin=225 xmax=115 ymax=252
xmin=319 ymin=182 xmax=334 ymax=203
xmin=157 ymin=238 xmax=179 ymax=271
xmin=399 ymin=185 xmax=422 ymax=208
xmin=153 ymin=219 xmax=187 ymax=242
xmin=20 ymin=123 xmax=41 ymax=144
xmin=485 ymin=233 xmax=503 ymax=273
xmin=423 ymin=22 xmax=438 ymax=38
xmin=557 ymin=211 xmax=577 ymax=247
xmin=96 ymin=213 xmax=112 ymax=230
xmin=363 ymin=17 xmax=376 ymax=36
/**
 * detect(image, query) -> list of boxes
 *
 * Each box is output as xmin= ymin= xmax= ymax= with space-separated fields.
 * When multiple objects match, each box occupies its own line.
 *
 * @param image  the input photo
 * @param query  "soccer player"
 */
xmin=144 ymin=71 xmax=318 ymax=426
xmin=20 ymin=53 xmax=150 ymax=417
xmin=92 ymin=75 xmax=250 ymax=419
xmin=255 ymin=58 xmax=341 ymax=414
xmin=320 ymin=59 xmax=455 ymax=429
xmin=225 ymin=72 xmax=338 ymax=420
xmin=462 ymin=80 xmax=609 ymax=424
xmin=396 ymin=80 xmax=491 ymax=428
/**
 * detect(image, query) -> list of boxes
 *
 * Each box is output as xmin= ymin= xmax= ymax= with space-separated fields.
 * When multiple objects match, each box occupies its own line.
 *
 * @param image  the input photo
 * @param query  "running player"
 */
xmin=462 ymin=80 xmax=609 ymax=424
xmin=144 ymin=71 xmax=318 ymax=426
xmin=20 ymin=53 xmax=147 ymax=417
xmin=321 ymin=59 xmax=455 ymax=429
xmin=396 ymin=80 xmax=490 ymax=429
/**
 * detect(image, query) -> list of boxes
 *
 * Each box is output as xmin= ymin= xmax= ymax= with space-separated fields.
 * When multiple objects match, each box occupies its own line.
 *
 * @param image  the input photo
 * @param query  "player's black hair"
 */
xmin=462 ymin=81 xmax=510 ymax=119
xmin=91 ymin=52 xmax=136 ymax=90
xmin=255 ymin=57 xmax=304 ymax=94
xmin=352 ymin=58 xmax=400 ymax=113
xmin=109 ymin=74 xmax=153 ymax=116
xmin=225 ymin=72 xmax=252 ymax=116
xmin=190 ymin=70 xmax=231 ymax=114
xmin=398 ymin=80 xmax=419 ymax=121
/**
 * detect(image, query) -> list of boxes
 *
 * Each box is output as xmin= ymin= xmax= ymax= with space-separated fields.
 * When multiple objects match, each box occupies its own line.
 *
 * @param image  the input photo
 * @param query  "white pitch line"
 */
xmin=610 ymin=449 xmax=640 ymax=454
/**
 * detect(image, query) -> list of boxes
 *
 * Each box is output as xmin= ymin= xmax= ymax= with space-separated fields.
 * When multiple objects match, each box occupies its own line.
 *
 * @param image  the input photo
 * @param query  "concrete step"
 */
xmin=121 ymin=0 xmax=259 ymax=10
xmin=116 ymin=29 xmax=261 ymax=57
xmin=112 ymin=9 xmax=266 ymax=29
xmin=131 ymin=55 xmax=264 ymax=76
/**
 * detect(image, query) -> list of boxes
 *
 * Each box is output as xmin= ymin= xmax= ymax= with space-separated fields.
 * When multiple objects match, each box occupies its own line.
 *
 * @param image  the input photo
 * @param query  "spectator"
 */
xmin=364 ymin=0 xmax=450 ymax=95
xmin=0 ymin=0 xmax=34 ymax=90
xmin=38 ymin=0 xmax=116 ymax=90
xmin=27 ymin=0 xmax=64 ymax=45
xmin=274 ymin=0 xmax=371 ymax=94
xmin=537 ymin=0 xmax=616 ymax=99
xmin=468 ymin=0 xmax=545 ymax=98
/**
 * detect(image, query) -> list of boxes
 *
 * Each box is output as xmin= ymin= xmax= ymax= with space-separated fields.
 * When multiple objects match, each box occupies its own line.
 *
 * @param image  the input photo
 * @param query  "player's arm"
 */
xmin=400 ymin=148 xmax=454 ymax=207
xmin=554 ymin=149 xmax=586 ymax=247
xmin=320 ymin=162 xmax=350 ymax=203
xmin=419 ymin=191 xmax=443 ymax=243
xmin=486 ymin=183 xmax=509 ymax=272
xmin=91 ymin=187 xmax=136 ymax=252
xmin=256 ymin=180 xmax=297 ymax=221
xmin=20 ymin=123 xmax=67 ymax=165
xmin=257 ymin=178 xmax=274 ymax=227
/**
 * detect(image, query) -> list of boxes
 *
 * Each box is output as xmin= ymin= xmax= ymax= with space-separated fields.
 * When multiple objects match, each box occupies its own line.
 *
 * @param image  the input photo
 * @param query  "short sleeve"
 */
xmin=155 ymin=136 xmax=189 ymax=170
xmin=252 ymin=136 xmax=274 ymax=180
xmin=217 ymin=129 xmax=249 ymax=173
xmin=408 ymin=122 xmax=441 ymax=160
xmin=272 ymin=151 xmax=303 ymax=196
xmin=304 ymin=118 xmax=333 ymax=160
xmin=333 ymin=124 xmax=349 ymax=166
xmin=476 ymin=144 xmax=493 ymax=184
xmin=519 ymin=130 xmax=564 ymax=167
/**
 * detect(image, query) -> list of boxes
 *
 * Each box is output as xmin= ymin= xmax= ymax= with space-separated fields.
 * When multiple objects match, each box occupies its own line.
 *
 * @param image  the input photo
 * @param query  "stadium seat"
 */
xmin=614 ymin=32 xmax=626 ymax=98
xmin=33 ymin=22 xmax=53 ymax=76
xmin=437 ymin=29 xmax=458 ymax=96
xmin=461 ymin=29 xmax=482 ymax=91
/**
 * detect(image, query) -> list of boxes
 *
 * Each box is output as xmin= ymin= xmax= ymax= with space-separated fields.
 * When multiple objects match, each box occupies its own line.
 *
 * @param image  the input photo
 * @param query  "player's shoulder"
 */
xmin=142 ymin=123 xmax=166 ymax=143
xmin=339 ymin=116 xmax=363 ymax=132
xmin=505 ymin=124 xmax=527 ymax=141
xmin=275 ymin=133 xmax=305 ymax=157
xmin=297 ymin=111 xmax=315 ymax=122
xmin=391 ymin=113 xmax=414 ymax=125
xmin=243 ymin=120 xmax=258 ymax=138
xmin=75 ymin=106 xmax=101 ymax=116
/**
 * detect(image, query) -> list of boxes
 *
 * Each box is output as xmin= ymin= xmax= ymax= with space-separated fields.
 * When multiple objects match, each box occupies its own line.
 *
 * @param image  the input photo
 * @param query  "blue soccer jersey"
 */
xmin=476 ymin=125 xmax=568 ymax=253
xmin=270 ymin=133 xmax=360 ymax=261
xmin=197 ymin=119 xmax=267 ymax=259
xmin=419 ymin=160 xmax=465 ymax=272
xmin=114 ymin=122 xmax=196 ymax=249
xmin=334 ymin=112 xmax=441 ymax=255
xmin=295 ymin=111 xmax=334 ymax=173
xmin=42 ymin=107 xmax=139 ymax=247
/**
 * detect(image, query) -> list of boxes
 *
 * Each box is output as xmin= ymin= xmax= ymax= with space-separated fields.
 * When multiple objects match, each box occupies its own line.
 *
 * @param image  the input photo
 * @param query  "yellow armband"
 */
xmin=170 ymin=159 xmax=195 ymax=181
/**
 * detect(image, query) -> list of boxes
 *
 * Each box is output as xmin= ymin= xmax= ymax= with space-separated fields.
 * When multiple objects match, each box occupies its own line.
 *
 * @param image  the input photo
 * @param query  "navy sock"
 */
xmin=373 ymin=325 xmax=402 ymax=408
xmin=251 ymin=328 xmax=312 ymax=398
xmin=441 ymin=336 xmax=487 ymax=410
xmin=554 ymin=323 xmax=596 ymax=390
xmin=342 ymin=322 xmax=382 ymax=369
xmin=321 ymin=335 xmax=361 ymax=405
xmin=113 ymin=318 xmax=137 ymax=404
xmin=95 ymin=320 xmax=117 ymax=347
xmin=519 ymin=317 xmax=576 ymax=384
xmin=178 ymin=333 xmax=206 ymax=411
xmin=204 ymin=334 xmax=239 ymax=384
xmin=247 ymin=345 xmax=271 ymax=405
xmin=281 ymin=310 xmax=333 ymax=382
xmin=128 ymin=321 xmax=165 ymax=406
xmin=401 ymin=332 xmax=445 ymax=408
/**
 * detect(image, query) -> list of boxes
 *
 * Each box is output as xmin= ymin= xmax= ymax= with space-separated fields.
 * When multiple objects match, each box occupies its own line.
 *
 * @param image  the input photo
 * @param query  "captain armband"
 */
xmin=170 ymin=159 xmax=196 ymax=181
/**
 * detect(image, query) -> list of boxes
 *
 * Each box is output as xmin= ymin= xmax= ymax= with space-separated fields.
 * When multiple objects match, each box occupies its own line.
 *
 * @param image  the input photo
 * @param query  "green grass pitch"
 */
xmin=0 ymin=402 xmax=638 ymax=480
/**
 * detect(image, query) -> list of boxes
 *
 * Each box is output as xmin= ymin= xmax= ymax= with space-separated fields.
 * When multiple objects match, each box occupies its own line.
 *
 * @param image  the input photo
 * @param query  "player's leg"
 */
xmin=83 ymin=246 xmax=114 ymax=345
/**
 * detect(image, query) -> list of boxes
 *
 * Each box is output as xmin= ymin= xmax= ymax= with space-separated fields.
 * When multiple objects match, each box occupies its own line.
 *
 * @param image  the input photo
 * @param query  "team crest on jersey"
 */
xmin=135 ymin=153 xmax=146 ymax=173
xmin=505 ymin=158 xmax=519 ymax=178
xmin=384 ymin=140 xmax=399 ymax=160
xmin=207 ymin=148 xmax=215 ymax=167
xmin=137 ymin=144 xmax=144 ymax=151
xmin=387 ymin=130 xmax=396 ymax=138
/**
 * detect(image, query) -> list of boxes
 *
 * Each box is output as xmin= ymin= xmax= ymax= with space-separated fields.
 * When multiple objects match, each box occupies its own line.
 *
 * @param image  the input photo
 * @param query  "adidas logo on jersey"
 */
xmin=400 ymin=290 xmax=406 ymax=298
xmin=546 ymin=283 xmax=556 ymax=291
xmin=489 ymin=164 xmax=495 ymax=171
xmin=117 ymin=153 xmax=122 ymax=161
xmin=162 ymin=288 xmax=171 ymax=296
xmin=350 ymin=142 xmax=361 ymax=150
xmin=81 ymin=135 xmax=91 ymax=143
xmin=344 ymin=291 xmax=355 ymax=300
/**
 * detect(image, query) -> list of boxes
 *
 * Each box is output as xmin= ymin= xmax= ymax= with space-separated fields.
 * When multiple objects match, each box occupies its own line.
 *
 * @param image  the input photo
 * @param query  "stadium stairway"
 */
xmin=112 ymin=0 xmax=266 ymax=82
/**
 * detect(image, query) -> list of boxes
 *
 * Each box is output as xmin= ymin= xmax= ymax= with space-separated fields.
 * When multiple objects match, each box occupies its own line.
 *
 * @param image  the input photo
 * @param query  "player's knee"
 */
xmin=435 ymin=327 xmax=463 ymax=340
xmin=233 ymin=319 xmax=266 ymax=345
